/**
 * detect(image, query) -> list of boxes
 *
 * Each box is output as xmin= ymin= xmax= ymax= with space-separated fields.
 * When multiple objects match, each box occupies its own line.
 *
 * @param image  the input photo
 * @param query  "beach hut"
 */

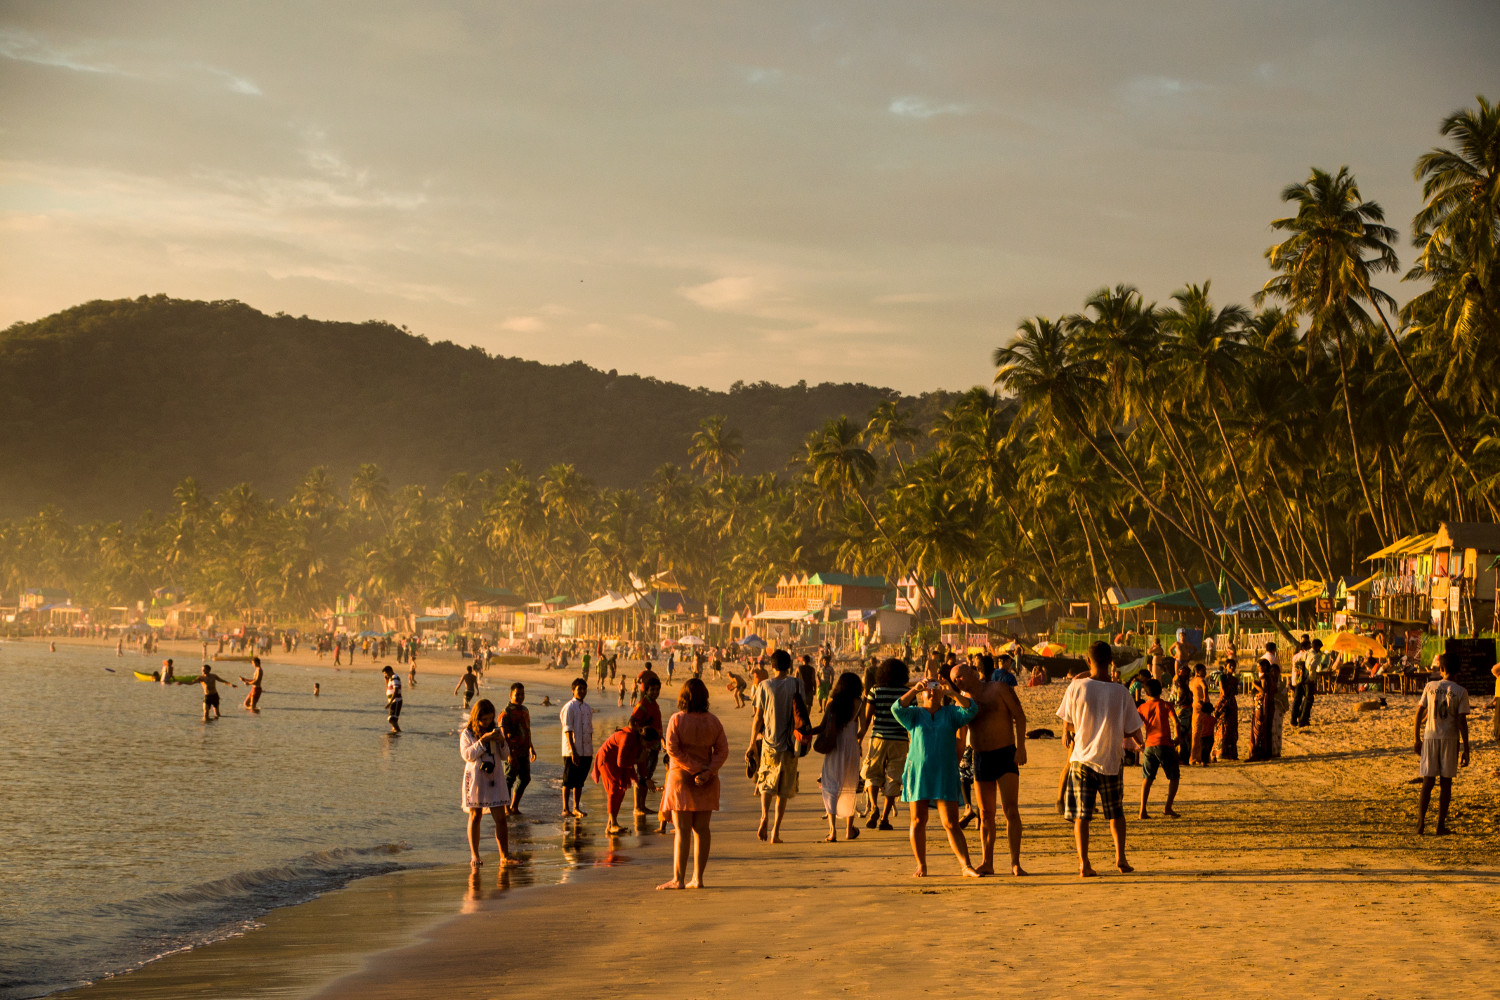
xmin=1361 ymin=523 xmax=1500 ymax=637
xmin=1212 ymin=579 xmax=1324 ymax=635
xmin=1116 ymin=581 xmax=1247 ymax=636
xmin=939 ymin=598 xmax=1049 ymax=651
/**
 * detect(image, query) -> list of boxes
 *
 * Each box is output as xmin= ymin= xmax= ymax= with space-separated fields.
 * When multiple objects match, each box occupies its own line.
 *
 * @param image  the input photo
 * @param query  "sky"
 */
xmin=1 ymin=2 xmax=1495 ymax=393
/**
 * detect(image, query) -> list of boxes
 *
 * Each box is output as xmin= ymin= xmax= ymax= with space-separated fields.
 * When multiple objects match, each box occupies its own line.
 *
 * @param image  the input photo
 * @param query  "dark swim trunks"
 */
xmin=973 ymin=745 xmax=1019 ymax=782
xmin=204 ymin=692 xmax=220 ymax=709
xmin=562 ymin=756 xmax=589 ymax=789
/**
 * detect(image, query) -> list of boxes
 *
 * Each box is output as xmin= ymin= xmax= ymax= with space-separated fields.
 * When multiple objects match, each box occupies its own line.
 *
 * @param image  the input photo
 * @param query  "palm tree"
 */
xmin=1411 ymin=95 xmax=1500 ymax=289
xmin=348 ymin=463 xmax=390 ymax=525
xmin=1259 ymin=165 xmax=1495 ymax=523
xmin=865 ymin=399 xmax=919 ymax=475
xmin=995 ymin=317 xmax=1298 ymax=644
xmin=806 ymin=415 xmax=937 ymax=619
xmin=1405 ymin=95 xmax=1500 ymax=515
xmin=1160 ymin=282 xmax=1291 ymax=576
xmin=689 ymin=415 xmax=744 ymax=481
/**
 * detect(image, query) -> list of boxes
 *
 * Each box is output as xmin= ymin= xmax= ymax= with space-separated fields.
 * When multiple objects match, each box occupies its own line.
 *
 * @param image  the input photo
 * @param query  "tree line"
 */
xmin=2 ymin=96 xmax=1495 ymax=639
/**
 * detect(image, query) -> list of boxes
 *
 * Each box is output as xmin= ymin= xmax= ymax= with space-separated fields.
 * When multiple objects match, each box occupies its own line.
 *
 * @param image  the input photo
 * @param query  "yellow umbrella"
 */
xmin=1034 ymin=642 xmax=1066 ymax=657
xmin=1326 ymin=631 xmax=1388 ymax=658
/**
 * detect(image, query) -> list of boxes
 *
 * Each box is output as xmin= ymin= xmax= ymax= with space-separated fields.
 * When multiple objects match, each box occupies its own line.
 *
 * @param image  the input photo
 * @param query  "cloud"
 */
xmin=195 ymin=64 xmax=262 ymax=95
xmin=888 ymin=96 xmax=971 ymax=119
xmin=0 ymin=30 xmax=123 ymax=75
xmin=0 ymin=30 xmax=260 ymax=95
xmin=678 ymin=271 xmax=900 ymax=339
xmin=678 ymin=275 xmax=763 ymax=311
xmin=1119 ymin=75 xmax=1207 ymax=110
xmin=499 ymin=315 xmax=546 ymax=333
xmin=744 ymin=67 xmax=782 ymax=85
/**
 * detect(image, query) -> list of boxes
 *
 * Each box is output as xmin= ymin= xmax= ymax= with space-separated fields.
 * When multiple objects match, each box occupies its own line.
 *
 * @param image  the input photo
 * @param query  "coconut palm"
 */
xmin=865 ymin=399 xmax=919 ymax=475
xmin=689 ymin=415 xmax=744 ymax=481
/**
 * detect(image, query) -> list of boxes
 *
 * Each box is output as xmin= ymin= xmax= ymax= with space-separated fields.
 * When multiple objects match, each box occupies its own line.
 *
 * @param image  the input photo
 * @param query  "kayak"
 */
xmin=135 ymin=671 xmax=199 ymax=684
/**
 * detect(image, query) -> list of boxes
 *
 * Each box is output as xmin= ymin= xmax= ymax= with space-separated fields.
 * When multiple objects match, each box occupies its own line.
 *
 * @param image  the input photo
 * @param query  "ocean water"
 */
xmin=0 ymin=642 xmax=630 ymax=999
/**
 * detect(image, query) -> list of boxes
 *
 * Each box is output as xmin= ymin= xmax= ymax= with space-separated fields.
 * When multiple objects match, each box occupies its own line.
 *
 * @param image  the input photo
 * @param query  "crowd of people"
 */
xmin=451 ymin=633 xmax=1488 ymax=887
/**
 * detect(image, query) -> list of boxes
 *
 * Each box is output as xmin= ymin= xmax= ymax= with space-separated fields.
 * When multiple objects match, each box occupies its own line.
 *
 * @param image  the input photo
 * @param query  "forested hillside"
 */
xmin=0 ymin=296 xmax=951 ymax=519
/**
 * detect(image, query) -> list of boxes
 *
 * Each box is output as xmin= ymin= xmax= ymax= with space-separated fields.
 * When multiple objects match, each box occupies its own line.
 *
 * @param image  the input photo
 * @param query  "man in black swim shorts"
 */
xmin=198 ymin=664 xmax=236 ymax=723
xmin=952 ymin=659 xmax=1029 ymax=876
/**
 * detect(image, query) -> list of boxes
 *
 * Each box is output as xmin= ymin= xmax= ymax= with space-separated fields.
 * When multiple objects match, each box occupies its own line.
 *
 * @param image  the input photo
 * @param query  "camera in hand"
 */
xmin=478 ymin=723 xmax=498 ymax=772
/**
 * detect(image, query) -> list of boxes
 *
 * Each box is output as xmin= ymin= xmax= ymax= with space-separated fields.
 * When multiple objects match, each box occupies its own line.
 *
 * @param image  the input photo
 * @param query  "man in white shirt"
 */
xmin=560 ymin=678 xmax=594 ymax=818
xmin=1414 ymin=655 xmax=1470 ymax=836
xmin=1055 ymin=640 xmax=1143 ymax=877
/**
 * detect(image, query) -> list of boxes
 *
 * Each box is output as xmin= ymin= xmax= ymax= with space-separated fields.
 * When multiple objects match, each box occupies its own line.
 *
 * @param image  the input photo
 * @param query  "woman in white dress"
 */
xmin=461 ymin=699 xmax=517 ymax=867
xmin=816 ymin=672 xmax=864 ymax=842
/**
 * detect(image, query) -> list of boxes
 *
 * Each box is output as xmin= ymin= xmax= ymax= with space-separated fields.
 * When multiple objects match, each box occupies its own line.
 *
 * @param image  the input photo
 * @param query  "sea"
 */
xmin=0 ymin=641 xmax=632 ymax=999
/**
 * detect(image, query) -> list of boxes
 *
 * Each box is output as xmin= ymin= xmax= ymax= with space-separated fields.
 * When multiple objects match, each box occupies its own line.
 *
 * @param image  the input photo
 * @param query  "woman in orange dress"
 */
xmin=656 ymin=678 xmax=729 ymax=890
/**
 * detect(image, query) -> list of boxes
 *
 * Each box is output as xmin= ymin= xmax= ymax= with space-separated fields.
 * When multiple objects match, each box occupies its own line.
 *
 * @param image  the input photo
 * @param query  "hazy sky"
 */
xmin=2 ymin=3 xmax=1494 ymax=392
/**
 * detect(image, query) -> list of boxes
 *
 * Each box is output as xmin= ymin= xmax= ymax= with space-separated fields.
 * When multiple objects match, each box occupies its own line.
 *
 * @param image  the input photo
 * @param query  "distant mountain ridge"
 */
xmin=1 ymin=296 xmax=952 ymax=519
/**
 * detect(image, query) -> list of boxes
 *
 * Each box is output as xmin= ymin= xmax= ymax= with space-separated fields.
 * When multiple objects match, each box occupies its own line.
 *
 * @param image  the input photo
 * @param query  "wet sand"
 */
xmin=52 ymin=668 xmax=1500 ymax=1000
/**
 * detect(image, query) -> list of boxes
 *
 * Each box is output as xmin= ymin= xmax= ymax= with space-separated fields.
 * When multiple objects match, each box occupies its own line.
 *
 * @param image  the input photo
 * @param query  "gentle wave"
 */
xmin=0 ymin=843 xmax=419 ymax=1000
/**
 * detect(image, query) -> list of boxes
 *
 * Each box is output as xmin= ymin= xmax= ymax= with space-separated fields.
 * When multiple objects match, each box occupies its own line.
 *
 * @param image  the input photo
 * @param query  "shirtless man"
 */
xmin=454 ymin=664 xmax=479 ymax=710
xmin=1148 ymin=638 xmax=1168 ymax=686
xmin=161 ymin=658 xmax=175 ymax=685
xmin=952 ymin=661 xmax=1029 ymax=876
xmin=239 ymin=656 xmax=264 ymax=712
xmin=198 ymin=664 xmax=237 ymax=722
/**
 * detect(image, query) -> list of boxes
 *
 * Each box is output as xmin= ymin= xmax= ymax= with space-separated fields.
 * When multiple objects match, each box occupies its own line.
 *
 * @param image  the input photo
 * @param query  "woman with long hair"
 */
xmin=816 ymin=671 xmax=864 ymax=842
xmin=460 ymin=698 xmax=517 ymax=867
xmin=656 ymin=678 xmax=728 ymax=890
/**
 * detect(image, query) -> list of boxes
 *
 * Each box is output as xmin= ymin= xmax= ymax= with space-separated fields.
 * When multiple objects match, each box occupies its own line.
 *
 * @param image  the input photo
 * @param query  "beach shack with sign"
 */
xmin=753 ymin=572 xmax=890 ymax=646
xmin=1362 ymin=523 xmax=1500 ymax=637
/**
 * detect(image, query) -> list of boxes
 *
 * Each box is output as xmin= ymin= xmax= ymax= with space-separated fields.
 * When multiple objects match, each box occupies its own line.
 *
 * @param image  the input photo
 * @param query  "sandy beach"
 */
xmin=46 ymin=642 xmax=1500 ymax=1000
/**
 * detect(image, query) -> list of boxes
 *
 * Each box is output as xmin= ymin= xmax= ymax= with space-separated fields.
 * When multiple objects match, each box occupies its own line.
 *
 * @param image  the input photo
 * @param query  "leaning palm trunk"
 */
xmin=1131 ymin=403 xmax=1285 ymax=624
xmin=1066 ymin=413 xmax=1299 ymax=646
xmin=1332 ymin=325 xmax=1389 ymax=549
xmin=1111 ymin=500 xmax=1168 ymax=593
xmin=1363 ymin=290 xmax=1499 ymax=520
xmin=997 ymin=492 xmax=1068 ymax=606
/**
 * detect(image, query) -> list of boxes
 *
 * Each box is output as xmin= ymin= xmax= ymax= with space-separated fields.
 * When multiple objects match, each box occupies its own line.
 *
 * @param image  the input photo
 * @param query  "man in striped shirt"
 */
xmin=859 ymin=657 xmax=911 ymax=831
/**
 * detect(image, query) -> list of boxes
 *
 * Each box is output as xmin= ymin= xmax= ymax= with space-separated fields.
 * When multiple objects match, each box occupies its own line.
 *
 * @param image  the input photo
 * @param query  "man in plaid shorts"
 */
xmin=1056 ymin=640 xmax=1143 ymax=877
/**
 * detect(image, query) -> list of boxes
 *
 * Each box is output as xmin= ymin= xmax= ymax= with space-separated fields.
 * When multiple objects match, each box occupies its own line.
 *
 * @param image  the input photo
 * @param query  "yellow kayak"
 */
xmin=133 ymin=671 xmax=159 ymax=681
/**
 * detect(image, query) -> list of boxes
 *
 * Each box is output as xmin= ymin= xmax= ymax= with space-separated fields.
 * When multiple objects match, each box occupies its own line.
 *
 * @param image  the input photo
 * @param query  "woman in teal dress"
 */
xmin=892 ymin=677 xmax=981 ymax=878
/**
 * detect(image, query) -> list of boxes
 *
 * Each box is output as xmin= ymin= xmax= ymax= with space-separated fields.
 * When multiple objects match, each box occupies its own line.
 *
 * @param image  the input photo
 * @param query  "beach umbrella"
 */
xmin=660 ymin=638 xmax=676 ymax=648
xmin=1327 ymin=631 xmax=1388 ymax=658
xmin=677 ymin=635 xmax=706 ymax=646
xmin=1034 ymin=642 xmax=1066 ymax=657
xmin=739 ymin=634 xmax=767 ymax=648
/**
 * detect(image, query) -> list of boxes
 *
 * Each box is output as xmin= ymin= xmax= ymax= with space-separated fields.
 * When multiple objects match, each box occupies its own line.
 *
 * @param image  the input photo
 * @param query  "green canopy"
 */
xmin=1116 ymin=580 xmax=1246 ymax=611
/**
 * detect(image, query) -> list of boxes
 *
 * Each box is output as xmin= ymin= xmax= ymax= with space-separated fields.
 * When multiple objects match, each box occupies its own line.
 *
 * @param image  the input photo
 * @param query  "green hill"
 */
xmin=0 ymin=296 xmax=951 ymax=519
